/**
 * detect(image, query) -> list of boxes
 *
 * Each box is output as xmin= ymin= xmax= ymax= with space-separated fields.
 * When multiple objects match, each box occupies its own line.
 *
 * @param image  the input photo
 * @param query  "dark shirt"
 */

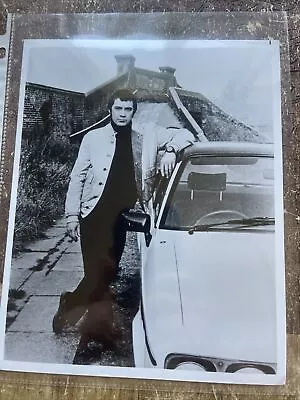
xmin=83 ymin=127 xmax=138 ymax=228
xmin=100 ymin=130 xmax=138 ymax=213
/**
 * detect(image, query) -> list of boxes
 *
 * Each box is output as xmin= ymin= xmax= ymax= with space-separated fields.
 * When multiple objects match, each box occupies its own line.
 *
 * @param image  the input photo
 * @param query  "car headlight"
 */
xmin=226 ymin=363 xmax=276 ymax=374
xmin=165 ymin=353 xmax=276 ymax=374
xmin=175 ymin=362 xmax=207 ymax=371
xmin=233 ymin=367 xmax=265 ymax=374
xmin=165 ymin=354 xmax=216 ymax=371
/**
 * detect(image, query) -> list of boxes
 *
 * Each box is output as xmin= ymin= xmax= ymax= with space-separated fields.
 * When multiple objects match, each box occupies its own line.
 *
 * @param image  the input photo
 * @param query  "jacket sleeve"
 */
xmin=156 ymin=126 xmax=196 ymax=153
xmin=65 ymin=135 xmax=91 ymax=223
xmin=141 ymin=125 xmax=195 ymax=208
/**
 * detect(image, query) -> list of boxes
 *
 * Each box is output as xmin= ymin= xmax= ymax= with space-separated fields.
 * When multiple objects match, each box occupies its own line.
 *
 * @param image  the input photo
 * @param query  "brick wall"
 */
xmin=23 ymin=83 xmax=85 ymax=138
xmin=13 ymin=84 xmax=86 ymax=249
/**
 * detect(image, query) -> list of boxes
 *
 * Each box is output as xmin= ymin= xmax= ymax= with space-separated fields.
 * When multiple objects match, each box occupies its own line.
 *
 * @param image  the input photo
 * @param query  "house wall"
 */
xmin=84 ymin=69 xmax=177 ymax=127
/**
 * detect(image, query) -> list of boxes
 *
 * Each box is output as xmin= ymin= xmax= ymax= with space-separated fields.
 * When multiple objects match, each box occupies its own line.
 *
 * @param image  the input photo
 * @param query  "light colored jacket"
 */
xmin=65 ymin=122 xmax=195 ymax=222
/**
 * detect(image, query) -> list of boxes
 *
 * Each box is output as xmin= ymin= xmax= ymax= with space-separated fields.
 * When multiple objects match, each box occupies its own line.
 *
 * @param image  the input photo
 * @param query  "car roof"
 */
xmin=183 ymin=141 xmax=274 ymax=159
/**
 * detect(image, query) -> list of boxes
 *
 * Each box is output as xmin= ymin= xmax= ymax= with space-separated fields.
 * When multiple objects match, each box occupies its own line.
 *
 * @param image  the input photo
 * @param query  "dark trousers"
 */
xmin=70 ymin=212 xmax=127 ymax=307
xmin=65 ymin=207 xmax=129 ymax=344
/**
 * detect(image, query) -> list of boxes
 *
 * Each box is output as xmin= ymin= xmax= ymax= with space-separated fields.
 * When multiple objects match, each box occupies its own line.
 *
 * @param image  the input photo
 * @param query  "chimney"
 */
xmin=159 ymin=66 xmax=176 ymax=75
xmin=115 ymin=54 xmax=136 ymax=75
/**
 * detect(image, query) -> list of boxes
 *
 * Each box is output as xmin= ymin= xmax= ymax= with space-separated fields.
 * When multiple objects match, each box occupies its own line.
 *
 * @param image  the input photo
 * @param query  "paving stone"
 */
xmin=12 ymin=252 xmax=47 ymax=269
xmin=4 ymin=332 xmax=79 ymax=364
xmin=8 ymin=295 xmax=68 ymax=332
xmin=40 ymin=247 xmax=71 ymax=272
xmin=24 ymin=237 xmax=62 ymax=252
xmin=64 ymin=240 xmax=81 ymax=254
xmin=21 ymin=270 xmax=84 ymax=296
xmin=52 ymin=218 xmax=67 ymax=228
xmin=8 ymin=268 xmax=32 ymax=289
xmin=7 ymin=310 xmax=18 ymax=320
xmin=54 ymin=252 xmax=83 ymax=271
xmin=47 ymin=237 xmax=72 ymax=256
xmin=44 ymin=225 xmax=66 ymax=238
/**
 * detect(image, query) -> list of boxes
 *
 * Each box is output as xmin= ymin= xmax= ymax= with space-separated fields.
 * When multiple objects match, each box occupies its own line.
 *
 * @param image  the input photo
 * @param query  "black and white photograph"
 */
xmin=0 ymin=37 xmax=285 ymax=384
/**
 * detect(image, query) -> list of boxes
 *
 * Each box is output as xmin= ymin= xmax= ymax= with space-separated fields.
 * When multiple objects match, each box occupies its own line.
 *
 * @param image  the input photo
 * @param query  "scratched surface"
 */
xmin=0 ymin=3 xmax=299 ymax=399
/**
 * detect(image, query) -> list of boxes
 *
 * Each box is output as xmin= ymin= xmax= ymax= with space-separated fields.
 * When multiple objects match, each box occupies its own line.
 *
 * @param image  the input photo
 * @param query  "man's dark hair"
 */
xmin=107 ymin=88 xmax=137 ymax=115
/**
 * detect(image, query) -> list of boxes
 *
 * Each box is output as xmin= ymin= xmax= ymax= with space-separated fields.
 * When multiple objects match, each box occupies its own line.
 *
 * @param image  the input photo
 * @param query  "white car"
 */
xmin=123 ymin=142 xmax=277 ymax=375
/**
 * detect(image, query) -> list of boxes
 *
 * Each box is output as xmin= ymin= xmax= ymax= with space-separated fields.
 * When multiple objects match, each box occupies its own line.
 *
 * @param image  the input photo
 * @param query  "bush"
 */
xmin=13 ymin=122 xmax=78 ymax=252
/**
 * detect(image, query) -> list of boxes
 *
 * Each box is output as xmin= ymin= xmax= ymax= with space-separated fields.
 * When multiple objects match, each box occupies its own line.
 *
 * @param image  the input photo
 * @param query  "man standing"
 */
xmin=52 ymin=89 xmax=195 ymax=348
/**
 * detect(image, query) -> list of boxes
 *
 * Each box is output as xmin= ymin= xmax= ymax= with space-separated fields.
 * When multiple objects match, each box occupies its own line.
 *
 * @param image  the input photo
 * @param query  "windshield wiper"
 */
xmin=188 ymin=217 xmax=275 ymax=234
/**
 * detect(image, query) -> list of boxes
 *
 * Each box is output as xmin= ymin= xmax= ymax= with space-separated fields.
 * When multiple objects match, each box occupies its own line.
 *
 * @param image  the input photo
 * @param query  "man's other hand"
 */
xmin=67 ymin=221 xmax=80 ymax=242
xmin=160 ymin=151 xmax=176 ymax=177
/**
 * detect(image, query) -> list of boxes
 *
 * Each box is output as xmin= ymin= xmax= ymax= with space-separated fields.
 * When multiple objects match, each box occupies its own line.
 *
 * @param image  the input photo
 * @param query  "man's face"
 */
xmin=111 ymin=98 xmax=134 ymax=127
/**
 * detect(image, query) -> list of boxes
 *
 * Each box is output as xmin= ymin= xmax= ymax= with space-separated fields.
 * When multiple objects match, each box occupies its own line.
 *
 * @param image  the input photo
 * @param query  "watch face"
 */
xmin=166 ymin=146 xmax=174 ymax=152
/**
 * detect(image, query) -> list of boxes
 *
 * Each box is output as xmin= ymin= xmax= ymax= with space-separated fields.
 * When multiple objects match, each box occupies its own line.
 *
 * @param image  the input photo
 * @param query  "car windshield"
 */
xmin=160 ymin=154 xmax=274 ymax=231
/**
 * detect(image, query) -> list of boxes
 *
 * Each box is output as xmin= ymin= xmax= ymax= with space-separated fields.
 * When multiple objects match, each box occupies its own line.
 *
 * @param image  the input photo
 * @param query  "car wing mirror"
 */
xmin=121 ymin=211 xmax=152 ymax=247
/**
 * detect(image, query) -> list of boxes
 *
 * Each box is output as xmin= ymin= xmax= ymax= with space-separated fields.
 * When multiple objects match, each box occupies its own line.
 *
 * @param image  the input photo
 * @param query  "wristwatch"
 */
xmin=165 ymin=145 xmax=175 ymax=153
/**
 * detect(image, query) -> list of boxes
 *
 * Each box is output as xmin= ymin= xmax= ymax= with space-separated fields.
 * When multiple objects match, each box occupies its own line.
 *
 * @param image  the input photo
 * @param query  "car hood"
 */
xmin=143 ymin=229 xmax=277 ymax=366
